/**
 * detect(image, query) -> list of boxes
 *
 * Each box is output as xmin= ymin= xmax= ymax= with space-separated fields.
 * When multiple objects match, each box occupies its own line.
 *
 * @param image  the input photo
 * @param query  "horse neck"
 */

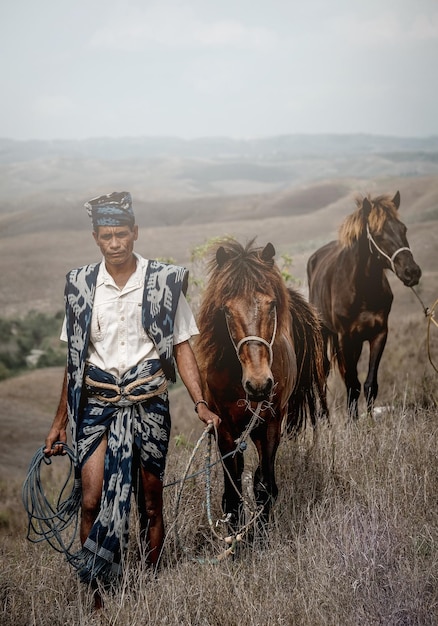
xmin=351 ymin=235 xmax=385 ymax=282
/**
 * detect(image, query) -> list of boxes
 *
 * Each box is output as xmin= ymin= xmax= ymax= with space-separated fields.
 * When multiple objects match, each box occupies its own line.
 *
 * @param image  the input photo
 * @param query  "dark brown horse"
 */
xmin=195 ymin=239 xmax=327 ymax=529
xmin=307 ymin=191 xmax=421 ymax=419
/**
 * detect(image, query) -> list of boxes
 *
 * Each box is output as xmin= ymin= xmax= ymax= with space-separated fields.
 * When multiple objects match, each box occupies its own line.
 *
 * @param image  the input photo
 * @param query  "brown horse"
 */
xmin=195 ymin=239 xmax=327 ymax=529
xmin=307 ymin=191 xmax=421 ymax=419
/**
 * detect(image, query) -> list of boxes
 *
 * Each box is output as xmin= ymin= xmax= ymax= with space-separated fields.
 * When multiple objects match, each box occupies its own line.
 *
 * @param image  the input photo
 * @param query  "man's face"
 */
xmin=93 ymin=224 xmax=138 ymax=267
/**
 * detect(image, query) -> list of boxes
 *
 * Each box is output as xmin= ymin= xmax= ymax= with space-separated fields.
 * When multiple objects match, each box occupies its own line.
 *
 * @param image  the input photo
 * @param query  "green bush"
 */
xmin=0 ymin=310 xmax=66 ymax=379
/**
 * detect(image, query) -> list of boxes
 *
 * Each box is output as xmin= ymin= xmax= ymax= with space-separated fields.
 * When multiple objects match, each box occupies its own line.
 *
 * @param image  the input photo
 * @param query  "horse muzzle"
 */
xmin=243 ymin=376 xmax=274 ymax=402
xmin=397 ymin=261 xmax=421 ymax=287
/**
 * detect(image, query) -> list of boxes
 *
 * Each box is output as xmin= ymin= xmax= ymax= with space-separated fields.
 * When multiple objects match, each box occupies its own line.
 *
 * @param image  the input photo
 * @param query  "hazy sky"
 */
xmin=1 ymin=0 xmax=437 ymax=140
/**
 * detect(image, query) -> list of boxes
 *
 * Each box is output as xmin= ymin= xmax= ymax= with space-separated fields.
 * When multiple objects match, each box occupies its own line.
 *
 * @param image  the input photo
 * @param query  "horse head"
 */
xmin=216 ymin=242 xmax=279 ymax=402
xmin=362 ymin=192 xmax=422 ymax=287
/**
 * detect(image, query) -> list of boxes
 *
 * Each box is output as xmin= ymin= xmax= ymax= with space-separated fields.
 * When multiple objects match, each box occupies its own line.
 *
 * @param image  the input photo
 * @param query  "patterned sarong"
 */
xmin=70 ymin=359 xmax=170 ymax=585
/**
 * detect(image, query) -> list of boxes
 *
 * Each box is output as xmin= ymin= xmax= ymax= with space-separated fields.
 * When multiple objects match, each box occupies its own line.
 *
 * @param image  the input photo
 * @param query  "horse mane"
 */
xmin=286 ymin=288 xmax=328 ymax=432
xmin=195 ymin=238 xmax=291 ymax=372
xmin=338 ymin=194 xmax=399 ymax=248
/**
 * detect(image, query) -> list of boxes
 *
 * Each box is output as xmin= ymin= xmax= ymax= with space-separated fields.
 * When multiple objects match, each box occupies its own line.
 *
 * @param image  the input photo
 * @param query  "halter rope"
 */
xmin=366 ymin=224 xmax=412 ymax=273
xmin=225 ymin=306 xmax=278 ymax=368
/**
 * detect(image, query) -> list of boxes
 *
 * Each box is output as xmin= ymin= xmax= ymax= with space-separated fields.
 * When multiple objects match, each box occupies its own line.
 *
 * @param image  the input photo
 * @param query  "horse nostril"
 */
xmin=403 ymin=264 xmax=421 ymax=286
xmin=245 ymin=377 xmax=274 ymax=400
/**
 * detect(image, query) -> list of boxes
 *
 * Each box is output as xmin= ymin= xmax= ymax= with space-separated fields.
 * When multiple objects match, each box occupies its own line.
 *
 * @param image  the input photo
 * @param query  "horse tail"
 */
xmin=286 ymin=289 xmax=329 ymax=436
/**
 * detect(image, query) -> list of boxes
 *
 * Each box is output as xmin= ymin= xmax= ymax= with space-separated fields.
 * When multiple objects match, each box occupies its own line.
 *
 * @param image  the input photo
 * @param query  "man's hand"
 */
xmin=44 ymin=368 xmax=69 ymax=456
xmin=195 ymin=400 xmax=221 ymax=429
xmin=44 ymin=426 xmax=67 ymax=456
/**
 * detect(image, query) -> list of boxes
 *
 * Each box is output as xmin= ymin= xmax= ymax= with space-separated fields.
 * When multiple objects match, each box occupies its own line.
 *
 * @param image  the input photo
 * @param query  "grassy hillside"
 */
xmin=0 ymin=136 xmax=437 ymax=624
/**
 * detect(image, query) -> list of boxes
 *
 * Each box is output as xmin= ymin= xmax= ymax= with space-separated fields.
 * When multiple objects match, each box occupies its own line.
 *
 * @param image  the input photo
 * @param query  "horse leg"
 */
xmin=364 ymin=329 xmax=388 ymax=415
xmin=219 ymin=432 xmax=245 ymax=529
xmin=251 ymin=422 xmax=281 ymax=525
xmin=340 ymin=334 xmax=363 ymax=420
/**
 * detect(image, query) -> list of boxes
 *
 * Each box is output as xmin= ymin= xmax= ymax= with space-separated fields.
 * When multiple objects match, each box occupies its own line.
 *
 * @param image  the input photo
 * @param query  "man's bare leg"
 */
xmin=138 ymin=469 xmax=164 ymax=570
xmin=80 ymin=436 xmax=107 ymax=609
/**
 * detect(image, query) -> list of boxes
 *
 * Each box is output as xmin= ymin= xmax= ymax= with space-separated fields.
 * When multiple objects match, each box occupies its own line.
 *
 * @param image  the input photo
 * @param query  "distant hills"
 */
xmin=1 ymin=133 xmax=438 ymax=162
xmin=0 ymin=133 xmax=437 ymax=318
xmin=1 ymin=134 xmax=438 ymax=220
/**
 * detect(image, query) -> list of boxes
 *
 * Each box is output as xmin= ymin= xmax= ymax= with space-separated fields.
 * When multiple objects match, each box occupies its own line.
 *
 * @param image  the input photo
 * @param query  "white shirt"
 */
xmin=61 ymin=253 xmax=199 ymax=378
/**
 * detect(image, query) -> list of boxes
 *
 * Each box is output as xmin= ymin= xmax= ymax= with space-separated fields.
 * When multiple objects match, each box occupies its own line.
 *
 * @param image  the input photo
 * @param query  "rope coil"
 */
xmin=21 ymin=443 xmax=81 ymax=559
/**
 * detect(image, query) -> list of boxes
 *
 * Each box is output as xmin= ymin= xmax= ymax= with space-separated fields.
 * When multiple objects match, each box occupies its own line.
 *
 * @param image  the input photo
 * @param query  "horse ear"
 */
xmin=362 ymin=197 xmax=372 ymax=219
xmin=392 ymin=191 xmax=400 ymax=210
xmin=216 ymin=246 xmax=229 ymax=268
xmin=261 ymin=242 xmax=275 ymax=262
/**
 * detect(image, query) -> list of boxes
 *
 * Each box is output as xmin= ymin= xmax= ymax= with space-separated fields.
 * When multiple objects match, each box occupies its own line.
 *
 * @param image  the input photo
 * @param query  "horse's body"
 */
xmin=307 ymin=191 xmax=421 ymax=419
xmin=195 ymin=240 xmax=327 ymax=528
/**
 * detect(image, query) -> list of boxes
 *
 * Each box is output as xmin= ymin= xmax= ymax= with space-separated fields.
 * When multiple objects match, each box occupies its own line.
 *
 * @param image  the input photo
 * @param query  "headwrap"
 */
xmin=84 ymin=191 xmax=135 ymax=229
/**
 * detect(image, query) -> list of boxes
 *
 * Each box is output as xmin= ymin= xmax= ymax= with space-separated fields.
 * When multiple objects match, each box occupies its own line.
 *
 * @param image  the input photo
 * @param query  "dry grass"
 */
xmin=1 ymin=173 xmax=437 ymax=624
xmin=1 ymin=379 xmax=437 ymax=625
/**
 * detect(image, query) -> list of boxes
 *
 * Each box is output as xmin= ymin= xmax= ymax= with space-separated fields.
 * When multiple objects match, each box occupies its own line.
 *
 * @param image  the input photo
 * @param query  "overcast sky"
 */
xmin=1 ymin=0 xmax=437 ymax=141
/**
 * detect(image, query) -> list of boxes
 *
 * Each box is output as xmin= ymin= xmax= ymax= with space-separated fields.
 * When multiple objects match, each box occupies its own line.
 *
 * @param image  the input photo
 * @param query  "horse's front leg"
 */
xmin=364 ymin=329 xmax=388 ymax=415
xmin=340 ymin=333 xmax=363 ymax=420
xmin=251 ymin=420 xmax=281 ymax=524
xmin=218 ymin=430 xmax=245 ymax=530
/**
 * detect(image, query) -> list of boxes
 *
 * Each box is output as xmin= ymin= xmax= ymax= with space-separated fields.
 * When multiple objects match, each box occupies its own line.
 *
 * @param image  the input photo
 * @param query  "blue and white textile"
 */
xmin=63 ymin=259 xmax=188 ymax=584
xmin=70 ymin=360 xmax=170 ymax=584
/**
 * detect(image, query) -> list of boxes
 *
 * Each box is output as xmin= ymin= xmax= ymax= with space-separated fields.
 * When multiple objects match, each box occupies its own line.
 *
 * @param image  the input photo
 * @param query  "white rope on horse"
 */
xmin=225 ymin=306 xmax=278 ymax=368
xmin=366 ymin=224 xmax=413 ymax=273
xmin=233 ymin=395 xmax=275 ymax=456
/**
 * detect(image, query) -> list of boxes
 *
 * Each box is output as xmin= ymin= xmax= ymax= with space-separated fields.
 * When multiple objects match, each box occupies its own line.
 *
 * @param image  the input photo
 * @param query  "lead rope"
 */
xmin=173 ymin=404 xmax=266 ymax=564
xmin=409 ymin=286 xmax=438 ymax=375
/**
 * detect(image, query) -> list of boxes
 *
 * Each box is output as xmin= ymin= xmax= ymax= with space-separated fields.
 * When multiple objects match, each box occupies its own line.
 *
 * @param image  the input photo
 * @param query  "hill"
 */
xmin=0 ymin=133 xmax=437 ymax=470
xmin=1 ymin=134 xmax=437 ymax=625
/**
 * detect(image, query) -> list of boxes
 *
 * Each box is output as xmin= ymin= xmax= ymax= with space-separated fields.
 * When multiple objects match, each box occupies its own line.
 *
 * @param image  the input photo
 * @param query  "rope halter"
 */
xmin=366 ymin=223 xmax=413 ymax=274
xmin=224 ymin=305 xmax=278 ymax=368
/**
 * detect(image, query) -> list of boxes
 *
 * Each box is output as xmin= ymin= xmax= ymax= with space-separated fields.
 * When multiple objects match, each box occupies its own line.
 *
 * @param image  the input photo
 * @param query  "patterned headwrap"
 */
xmin=84 ymin=191 xmax=135 ymax=230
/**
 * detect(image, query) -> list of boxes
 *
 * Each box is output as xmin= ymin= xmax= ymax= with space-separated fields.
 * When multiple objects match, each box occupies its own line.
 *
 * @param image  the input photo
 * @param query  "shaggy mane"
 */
xmin=338 ymin=194 xmax=400 ymax=248
xmin=195 ymin=238 xmax=290 ymax=371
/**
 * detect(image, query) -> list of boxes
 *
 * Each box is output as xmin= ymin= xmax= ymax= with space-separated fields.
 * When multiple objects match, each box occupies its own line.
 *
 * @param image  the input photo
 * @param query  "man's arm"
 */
xmin=173 ymin=340 xmax=221 ymax=429
xmin=43 ymin=367 xmax=69 ymax=456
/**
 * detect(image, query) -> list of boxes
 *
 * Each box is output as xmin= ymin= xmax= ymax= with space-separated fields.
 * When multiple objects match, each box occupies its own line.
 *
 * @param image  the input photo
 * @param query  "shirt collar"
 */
xmin=96 ymin=253 xmax=148 ymax=289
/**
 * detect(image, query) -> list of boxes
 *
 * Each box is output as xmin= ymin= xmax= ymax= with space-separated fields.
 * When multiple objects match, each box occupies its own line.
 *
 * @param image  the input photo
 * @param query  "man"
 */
xmin=44 ymin=191 xmax=220 ymax=592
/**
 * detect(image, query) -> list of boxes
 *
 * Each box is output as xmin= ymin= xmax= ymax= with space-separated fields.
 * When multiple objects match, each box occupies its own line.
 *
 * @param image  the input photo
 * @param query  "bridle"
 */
xmin=366 ymin=224 xmax=413 ymax=273
xmin=224 ymin=306 xmax=278 ymax=368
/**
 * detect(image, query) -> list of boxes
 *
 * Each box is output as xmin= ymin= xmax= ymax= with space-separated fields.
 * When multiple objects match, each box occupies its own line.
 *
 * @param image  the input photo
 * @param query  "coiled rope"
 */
xmin=21 ymin=443 xmax=81 ymax=560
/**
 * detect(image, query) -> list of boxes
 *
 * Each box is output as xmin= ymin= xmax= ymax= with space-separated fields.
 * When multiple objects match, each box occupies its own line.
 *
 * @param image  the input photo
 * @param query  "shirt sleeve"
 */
xmin=173 ymin=293 xmax=199 ymax=345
